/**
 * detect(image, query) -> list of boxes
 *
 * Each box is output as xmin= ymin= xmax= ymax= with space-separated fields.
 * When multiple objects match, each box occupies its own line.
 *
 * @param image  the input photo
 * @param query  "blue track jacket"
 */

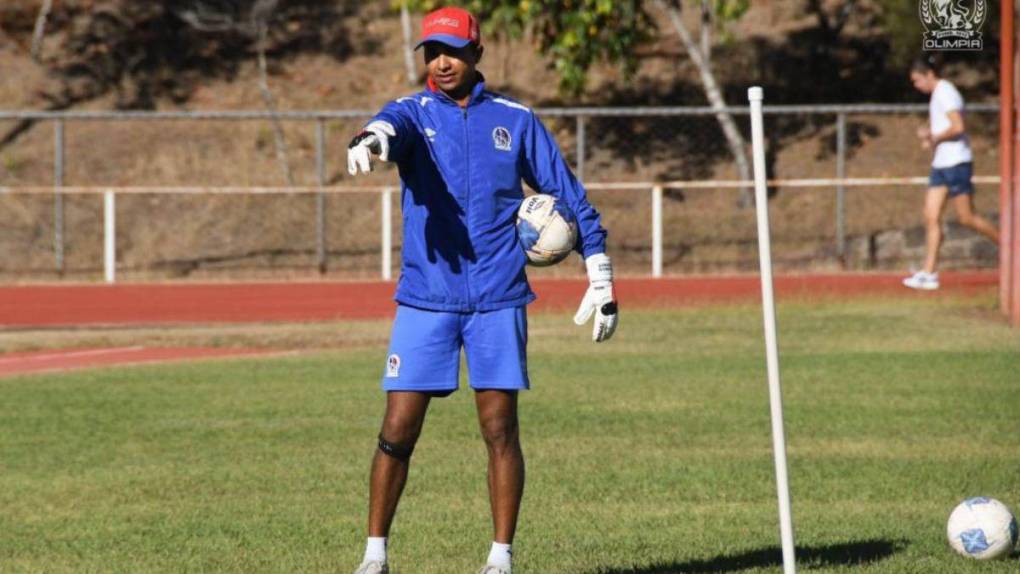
xmin=372 ymin=76 xmax=607 ymax=312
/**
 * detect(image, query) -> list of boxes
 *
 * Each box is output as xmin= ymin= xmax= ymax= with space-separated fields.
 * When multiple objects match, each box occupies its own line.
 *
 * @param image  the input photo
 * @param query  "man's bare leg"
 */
xmin=475 ymin=389 xmax=525 ymax=552
xmin=368 ymin=391 xmax=432 ymax=537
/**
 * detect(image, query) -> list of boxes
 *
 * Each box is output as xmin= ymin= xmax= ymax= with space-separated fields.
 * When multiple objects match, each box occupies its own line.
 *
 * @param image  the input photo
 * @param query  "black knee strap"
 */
xmin=378 ymin=434 xmax=415 ymax=461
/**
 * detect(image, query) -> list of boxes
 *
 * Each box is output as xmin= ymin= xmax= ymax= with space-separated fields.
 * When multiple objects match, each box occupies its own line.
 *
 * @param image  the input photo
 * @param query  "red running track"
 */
xmin=0 ymin=272 xmax=997 ymax=329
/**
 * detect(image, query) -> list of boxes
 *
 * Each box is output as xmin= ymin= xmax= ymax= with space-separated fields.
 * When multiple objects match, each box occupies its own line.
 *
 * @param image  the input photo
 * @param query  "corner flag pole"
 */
xmin=748 ymin=86 xmax=797 ymax=574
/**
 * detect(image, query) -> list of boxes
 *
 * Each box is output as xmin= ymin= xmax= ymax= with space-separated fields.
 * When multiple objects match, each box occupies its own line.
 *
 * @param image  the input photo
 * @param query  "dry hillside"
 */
xmin=0 ymin=1 xmax=1002 ymax=280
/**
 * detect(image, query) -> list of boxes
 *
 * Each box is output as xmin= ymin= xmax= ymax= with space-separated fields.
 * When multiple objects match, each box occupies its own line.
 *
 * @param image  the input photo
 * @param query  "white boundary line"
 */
xmin=0 ymin=345 xmax=145 ymax=365
xmin=0 ymin=349 xmax=300 ymax=378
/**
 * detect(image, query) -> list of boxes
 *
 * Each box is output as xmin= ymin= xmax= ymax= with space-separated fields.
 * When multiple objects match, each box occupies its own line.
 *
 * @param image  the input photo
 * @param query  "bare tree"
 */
xmin=252 ymin=0 xmax=293 ymax=185
xmin=175 ymin=0 xmax=294 ymax=184
xmin=30 ymin=0 xmax=54 ymax=61
xmin=700 ymin=0 xmax=712 ymax=62
xmin=400 ymin=2 xmax=418 ymax=86
xmin=655 ymin=0 xmax=752 ymax=206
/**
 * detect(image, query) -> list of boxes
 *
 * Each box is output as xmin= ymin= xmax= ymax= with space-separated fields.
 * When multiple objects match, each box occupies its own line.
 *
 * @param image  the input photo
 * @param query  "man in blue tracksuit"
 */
xmin=347 ymin=8 xmax=618 ymax=574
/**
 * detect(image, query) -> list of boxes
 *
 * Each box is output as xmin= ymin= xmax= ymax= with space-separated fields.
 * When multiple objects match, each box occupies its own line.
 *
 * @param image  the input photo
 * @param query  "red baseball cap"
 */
xmin=415 ymin=6 xmax=481 ymax=50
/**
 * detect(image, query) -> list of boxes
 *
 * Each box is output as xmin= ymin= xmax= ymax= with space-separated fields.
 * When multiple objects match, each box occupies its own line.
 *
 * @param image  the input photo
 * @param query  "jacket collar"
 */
xmin=426 ymin=72 xmax=487 ymax=107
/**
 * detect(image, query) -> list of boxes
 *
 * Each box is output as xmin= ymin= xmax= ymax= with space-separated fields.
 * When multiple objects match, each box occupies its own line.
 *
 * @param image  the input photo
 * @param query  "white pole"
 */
xmin=381 ymin=187 xmax=392 ymax=281
xmin=748 ymin=86 xmax=796 ymax=574
xmin=103 ymin=189 xmax=116 ymax=284
xmin=651 ymin=185 xmax=663 ymax=277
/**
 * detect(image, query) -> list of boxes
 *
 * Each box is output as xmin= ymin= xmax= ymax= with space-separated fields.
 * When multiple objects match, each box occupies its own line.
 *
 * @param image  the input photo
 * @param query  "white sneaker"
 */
xmin=477 ymin=566 xmax=511 ymax=574
xmin=902 ymin=271 xmax=939 ymax=290
xmin=354 ymin=561 xmax=388 ymax=574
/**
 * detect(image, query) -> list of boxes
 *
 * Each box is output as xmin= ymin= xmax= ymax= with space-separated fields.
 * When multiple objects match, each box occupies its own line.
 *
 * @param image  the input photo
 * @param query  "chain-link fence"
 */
xmin=0 ymin=104 xmax=1000 ymax=281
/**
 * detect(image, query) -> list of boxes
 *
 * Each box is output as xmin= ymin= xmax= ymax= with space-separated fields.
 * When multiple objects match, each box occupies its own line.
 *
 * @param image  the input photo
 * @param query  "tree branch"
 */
xmin=174 ymin=9 xmax=239 ymax=33
xmin=700 ymin=0 xmax=712 ymax=61
xmin=252 ymin=1 xmax=293 ymax=186
xmin=400 ymin=2 xmax=418 ymax=86
xmin=831 ymin=0 xmax=857 ymax=37
xmin=807 ymin=0 xmax=831 ymax=34
xmin=30 ymin=0 xmax=54 ymax=61
xmin=807 ymin=0 xmax=857 ymax=40
xmin=655 ymin=0 xmax=753 ymax=206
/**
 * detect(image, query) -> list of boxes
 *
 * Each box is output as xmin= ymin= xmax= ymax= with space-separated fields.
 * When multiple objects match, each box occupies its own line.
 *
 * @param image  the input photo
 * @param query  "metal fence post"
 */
xmin=315 ymin=118 xmax=327 ymax=274
xmin=54 ymin=119 xmax=64 ymax=276
xmin=576 ymin=115 xmax=586 ymax=181
xmin=652 ymin=185 xmax=663 ymax=277
xmin=381 ymin=187 xmax=392 ymax=281
xmin=104 ymin=189 xmax=116 ymax=283
xmin=836 ymin=112 xmax=847 ymax=267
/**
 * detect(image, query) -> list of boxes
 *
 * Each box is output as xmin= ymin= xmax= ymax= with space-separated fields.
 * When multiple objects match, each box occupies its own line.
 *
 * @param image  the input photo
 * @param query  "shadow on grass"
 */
xmin=594 ymin=539 xmax=905 ymax=573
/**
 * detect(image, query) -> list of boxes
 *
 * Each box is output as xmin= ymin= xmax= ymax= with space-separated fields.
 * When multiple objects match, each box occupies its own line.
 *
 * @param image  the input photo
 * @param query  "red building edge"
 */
xmin=1000 ymin=0 xmax=1019 ymax=325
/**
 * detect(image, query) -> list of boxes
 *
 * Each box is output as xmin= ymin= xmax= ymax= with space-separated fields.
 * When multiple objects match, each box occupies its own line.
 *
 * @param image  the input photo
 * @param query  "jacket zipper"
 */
xmin=462 ymin=105 xmax=473 ymax=307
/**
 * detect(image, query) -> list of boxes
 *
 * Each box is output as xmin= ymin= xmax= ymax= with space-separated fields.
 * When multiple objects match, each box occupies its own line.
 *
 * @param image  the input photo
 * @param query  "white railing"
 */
xmin=1 ymin=175 xmax=1002 ymax=283
xmin=381 ymin=187 xmax=393 ymax=281
xmin=0 ymin=103 xmax=1000 ymax=275
xmin=103 ymin=190 xmax=115 ymax=283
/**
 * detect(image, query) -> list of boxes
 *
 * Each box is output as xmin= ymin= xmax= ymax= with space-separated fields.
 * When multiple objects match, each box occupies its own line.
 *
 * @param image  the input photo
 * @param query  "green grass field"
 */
xmin=1 ymin=296 xmax=1019 ymax=573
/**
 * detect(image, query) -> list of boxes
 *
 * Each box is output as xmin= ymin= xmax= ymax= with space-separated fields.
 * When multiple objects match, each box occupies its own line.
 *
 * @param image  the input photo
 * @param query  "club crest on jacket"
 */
xmin=493 ymin=127 xmax=512 ymax=151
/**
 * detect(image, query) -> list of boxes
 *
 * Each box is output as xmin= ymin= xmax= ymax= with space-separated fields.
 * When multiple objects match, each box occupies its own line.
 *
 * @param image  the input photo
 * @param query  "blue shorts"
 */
xmin=381 ymin=305 xmax=529 ymax=395
xmin=929 ymin=162 xmax=974 ymax=197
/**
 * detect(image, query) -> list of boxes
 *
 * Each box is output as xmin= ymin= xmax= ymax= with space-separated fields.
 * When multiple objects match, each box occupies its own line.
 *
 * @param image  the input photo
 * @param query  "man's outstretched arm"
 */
xmin=347 ymin=102 xmax=414 ymax=175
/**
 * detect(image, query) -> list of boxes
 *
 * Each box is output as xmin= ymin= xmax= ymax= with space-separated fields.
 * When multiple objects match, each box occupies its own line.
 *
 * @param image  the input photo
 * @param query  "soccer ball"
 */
xmin=516 ymin=194 xmax=578 ymax=266
xmin=946 ymin=497 xmax=1018 ymax=560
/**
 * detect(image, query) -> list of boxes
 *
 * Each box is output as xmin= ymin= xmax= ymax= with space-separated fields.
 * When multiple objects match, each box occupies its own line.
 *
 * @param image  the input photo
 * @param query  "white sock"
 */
xmin=487 ymin=542 xmax=512 ymax=569
xmin=363 ymin=537 xmax=387 ymax=564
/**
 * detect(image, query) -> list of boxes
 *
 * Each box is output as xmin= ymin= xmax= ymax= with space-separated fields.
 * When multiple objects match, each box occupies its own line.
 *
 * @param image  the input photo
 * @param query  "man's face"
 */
xmin=911 ymin=70 xmax=936 ymax=94
xmin=424 ymin=42 xmax=482 ymax=94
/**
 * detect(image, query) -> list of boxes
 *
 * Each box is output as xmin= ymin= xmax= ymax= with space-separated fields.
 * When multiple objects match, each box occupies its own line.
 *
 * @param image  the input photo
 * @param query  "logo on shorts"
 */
xmin=493 ymin=127 xmax=512 ymax=152
xmin=919 ymin=0 xmax=986 ymax=51
xmin=386 ymin=354 xmax=400 ymax=378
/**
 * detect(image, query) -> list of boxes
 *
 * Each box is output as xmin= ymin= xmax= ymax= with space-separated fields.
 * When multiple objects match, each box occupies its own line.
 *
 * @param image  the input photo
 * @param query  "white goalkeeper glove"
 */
xmin=573 ymin=253 xmax=618 ymax=343
xmin=347 ymin=120 xmax=397 ymax=175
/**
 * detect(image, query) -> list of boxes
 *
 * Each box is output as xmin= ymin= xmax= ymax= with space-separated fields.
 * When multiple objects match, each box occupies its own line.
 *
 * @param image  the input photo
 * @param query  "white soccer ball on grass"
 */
xmin=516 ymin=194 xmax=578 ymax=267
xmin=946 ymin=497 xmax=1018 ymax=560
